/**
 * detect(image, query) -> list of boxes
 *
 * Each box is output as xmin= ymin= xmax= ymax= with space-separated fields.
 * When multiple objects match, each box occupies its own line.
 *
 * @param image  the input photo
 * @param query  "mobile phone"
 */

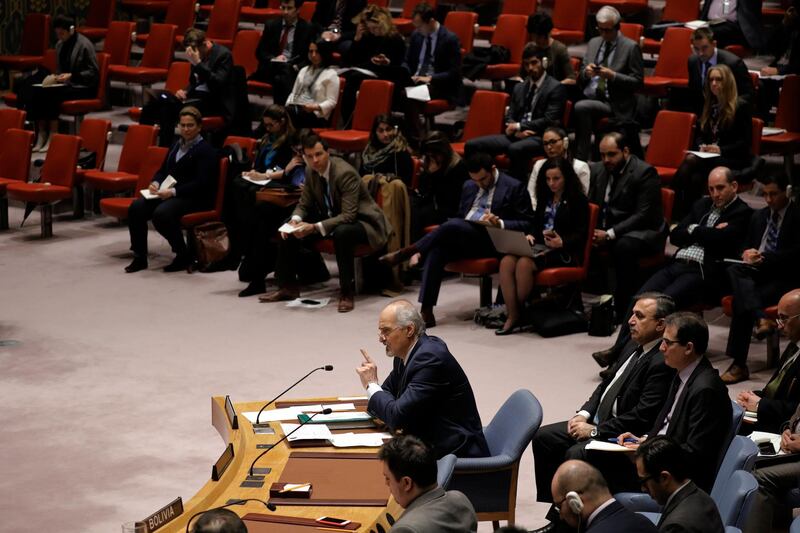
xmin=316 ymin=517 xmax=351 ymax=527
xmin=758 ymin=441 xmax=777 ymax=455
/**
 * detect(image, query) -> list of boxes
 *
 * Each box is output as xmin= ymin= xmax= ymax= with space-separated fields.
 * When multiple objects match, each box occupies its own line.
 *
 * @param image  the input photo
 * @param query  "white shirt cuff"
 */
xmin=316 ymin=222 xmax=326 ymax=236
xmin=577 ymin=410 xmax=592 ymax=420
xmin=688 ymin=224 xmax=698 ymax=234
xmin=366 ymin=382 xmax=383 ymax=399
xmin=606 ymin=228 xmax=616 ymax=240
xmin=291 ymin=215 xmax=302 ymax=223
xmin=499 ymin=219 xmax=505 ymax=229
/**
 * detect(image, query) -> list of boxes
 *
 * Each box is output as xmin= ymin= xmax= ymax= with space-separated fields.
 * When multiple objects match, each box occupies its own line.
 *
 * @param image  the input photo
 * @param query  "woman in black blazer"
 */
xmin=496 ymin=157 xmax=589 ymax=335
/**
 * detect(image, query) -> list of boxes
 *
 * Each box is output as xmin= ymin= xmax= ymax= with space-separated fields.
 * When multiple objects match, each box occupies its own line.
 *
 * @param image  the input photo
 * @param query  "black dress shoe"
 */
xmin=591 ymin=347 xmax=616 ymax=368
xmin=238 ymin=282 xmax=266 ymax=297
xmin=599 ymin=367 xmax=615 ymax=380
xmin=163 ymin=255 xmax=191 ymax=272
xmin=125 ymin=257 xmax=148 ymax=273
xmin=530 ymin=522 xmax=556 ymax=533
xmin=379 ymin=246 xmax=417 ymax=267
xmin=495 ymin=324 xmax=522 ymax=336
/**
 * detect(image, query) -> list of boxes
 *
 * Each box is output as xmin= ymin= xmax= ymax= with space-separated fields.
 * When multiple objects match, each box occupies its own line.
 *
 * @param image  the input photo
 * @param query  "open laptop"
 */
xmin=485 ymin=226 xmax=549 ymax=258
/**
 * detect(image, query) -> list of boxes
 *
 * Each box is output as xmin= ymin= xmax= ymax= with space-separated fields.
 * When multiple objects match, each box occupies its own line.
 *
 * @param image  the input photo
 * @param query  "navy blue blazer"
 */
xmin=456 ymin=172 xmax=534 ymax=233
xmin=587 ymin=500 xmax=658 ymax=533
xmin=155 ymin=138 xmax=219 ymax=208
xmin=740 ymin=202 xmax=800 ymax=279
xmin=403 ymin=25 xmax=462 ymax=100
xmin=368 ymin=333 xmax=490 ymax=459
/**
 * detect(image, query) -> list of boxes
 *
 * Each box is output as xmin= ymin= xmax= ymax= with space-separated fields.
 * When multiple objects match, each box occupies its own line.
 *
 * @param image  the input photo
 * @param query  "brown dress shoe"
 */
xmin=379 ymin=246 xmax=418 ymax=267
xmin=754 ymin=318 xmax=777 ymax=340
xmin=721 ymin=363 xmax=750 ymax=385
xmin=421 ymin=306 xmax=436 ymax=328
xmin=337 ymin=294 xmax=355 ymax=313
xmin=258 ymin=287 xmax=300 ymax=303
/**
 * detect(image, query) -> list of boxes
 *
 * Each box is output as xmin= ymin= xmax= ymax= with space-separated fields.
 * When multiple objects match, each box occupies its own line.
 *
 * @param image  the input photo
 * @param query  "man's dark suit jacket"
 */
xmin=700 ymin=0 xmax=763 ymax=50
xmin=587 ymin=500 xmax=659 ymax=533
xmin=650 ymin=357 xmax=732 ymax=493
xmin=532 ymin=193 xmax=589 ymax=263
xmin=256 ymin=18 xmax=315 ymax=71
xmin=188 ymin=43 xmax=236 ymax=123
xmin=740 ymin=202 xmax=800 ymax=280
xmin=507 ymin=74 xmax=567 ymax=133
xmin=367 ymin=333 xmax=490 ymax=459
xmin=754 ymin=343 xmax=800 ymax=432
xmin=311 ymin=0 xmax=366 ymax=41
xmin=403 ymin=25 xmax=463 ymax=101
xmin=766 ymin=25 xmax=800 ymax=75
xmin=657 ymin=481 xmax=725 ymax=533
xmin=456 ymin=172 xmax=535 ymax=233
xmin=154 ymin=138 xmax=219 ymax=208
xmin=578 ymin=35 xmax=643 ymax=122
xmin=581 ymin=342 xmax=674 ymax=439
xmin=588 ymin=156 xmax=665 ymax=243
xmin=670 ymin=195 xmax=753 ymax=276
xmin=687 ymin=49 xmax=753 ymax=114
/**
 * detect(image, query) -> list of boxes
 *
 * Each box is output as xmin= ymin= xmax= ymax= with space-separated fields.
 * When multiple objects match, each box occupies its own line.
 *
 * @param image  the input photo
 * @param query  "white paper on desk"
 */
xmin=241 ymin=175 xmax=272 ymax=186
xmin=763 ymin=127 xmax=787 ymax=136
xmin=685 ymin=150 xmax=720 ymax=159
xmin=684 ymin=20 xmax=709 ymax=30
xmin=307 ymin=411 xmax=373 ymax=423
xmin=140 ymin=175 xmax=177 ymax=199
xmin=280 ymin=422 xmax=334 ymax=441
xmin=405 ymin=84 xmax=431 ymax=102
xmin=749 ymin=70 xmax=787 ymax=81
xmin=330 ymin=432 xmax=393 ymax=447
xmin=242 ymin=406 xmax=305 ymax=423
xmin=585 ymin=440 xmax=635 ymax=452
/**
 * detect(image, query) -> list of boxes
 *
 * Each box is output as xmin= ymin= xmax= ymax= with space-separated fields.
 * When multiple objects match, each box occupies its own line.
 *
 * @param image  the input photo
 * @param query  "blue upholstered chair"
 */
xmin=790 ymin=514 xmax=800 ymax=533
xmin=437 ymin=454 xmax=456 ymax=489
xmin=448 ymin=389 xmax=543 ymax=528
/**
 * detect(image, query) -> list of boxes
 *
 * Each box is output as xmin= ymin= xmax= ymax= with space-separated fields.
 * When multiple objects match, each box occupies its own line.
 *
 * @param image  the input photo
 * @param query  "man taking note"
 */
xmin=356 ymin=300 xmax=489 ymax=458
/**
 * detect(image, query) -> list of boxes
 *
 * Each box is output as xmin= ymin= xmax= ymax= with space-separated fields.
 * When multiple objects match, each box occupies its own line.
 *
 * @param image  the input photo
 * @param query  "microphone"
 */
xmin=184 ymin=498 xmax=275 ymax=533
xmin=249 ymin=408 xmax=333 ymax=476
xmin=255 ymin=365 xmax=334 ymax=424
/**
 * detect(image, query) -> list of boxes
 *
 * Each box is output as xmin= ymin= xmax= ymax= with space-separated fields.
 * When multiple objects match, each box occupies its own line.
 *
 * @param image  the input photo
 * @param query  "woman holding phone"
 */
xmin=496 ymin=157 xmax=589 ymax=335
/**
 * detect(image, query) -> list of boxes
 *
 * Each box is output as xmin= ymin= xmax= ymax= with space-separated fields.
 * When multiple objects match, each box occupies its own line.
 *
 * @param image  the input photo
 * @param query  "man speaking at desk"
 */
xmin=357 ymin=300 xmax=489 ymax=459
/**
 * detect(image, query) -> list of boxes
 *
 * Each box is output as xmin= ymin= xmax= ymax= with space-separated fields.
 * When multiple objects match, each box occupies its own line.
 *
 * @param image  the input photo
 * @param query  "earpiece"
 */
xmin=542 ymin=56 xmax=549 ymax=70
xmin=562 ymin=136 xmax=569 ymax=149
xmin=566 ymin=491 xmax=584 ymax=514
xmin=69 ymin=25 xmax=76 ymax=35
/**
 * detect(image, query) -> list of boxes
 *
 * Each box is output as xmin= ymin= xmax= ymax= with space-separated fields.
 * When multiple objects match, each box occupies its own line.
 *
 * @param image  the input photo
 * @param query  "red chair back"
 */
xmin=751 ymin=117 xmax=764 ymax=155
xmin=775 ymin=75 xmax=800 ymax=132
xmin=104 ymin=21 xmax=135 ymax=66
xmin=620 ymin=22 xmax=643 ymax=44
xmin=166 ymin=0 xmax=197 ymax=36
xmin=653 ymin=27 xmax=692 ymax=79
xmin=402 ymin=0 xmax=437 ymax=18
xmin=211 ymin=158 xmax=229 ymax=217
xmin=660 ymin=188 xmax=675 ymax=223
xmin=299 ymin=1 xmax=316 ymax=20
xmin=503 ymin=0 xmax=537 ymax=15
xmin=662 ymin=0 xmax=699 ymax=22
xmin=352 ymin=79 xmax=393 ymax=132
xmin=0 ymin=129 xmax=34 ymax=182
xmin=463 ymin=90 xmax=509 ymax=141
xmin=142 ymin=23 xmax=177 ymax=69
xmin=224 ymin=135 xmax=258 ymax=159
xmin=580 ymin=203 xmax=599 ymax=269
xmin=207 ymin=0 xmax=242 ymax=45
xmin=646 ymin=110 xmax=696 ymax=169
xmin=444 ymin=11 xmax=477 ymax=56
xmin=562 ymin=100 xmax=573 ymax=127
xmin=0 ymin=108 xmax=26 ymax=137
xmin=135 ymin=146 xmax=170 ymax=190
xmin=490 ymin=15 xmax=528 ymax=64
xmin=42 ymin=49 xmax=57 ymax=72
xmin=232 ymin=30 xmax=261 ymax=78
xmin=86 ymin=0 xmax=117 ymax=29
xmin=370 ymin=0 xmax=389 ymax=7
xmin=41 ymin=134 xmax=82 ymax=189
xmin=165 ymin=61 xmax=192 ymax=93
xmin=78 ymin=118 xmax=112 ymax=172
xmin=552 ymin=0 xmax=588 ymax=31
xmin=118 ymin=125 xmax=159 ymax=175
xmin=21 ymin=14 xmax=50 ymax=56
xmin=326 ymin=76 xmax=347 ymax=129
xmin=94 ymin=53 xmax=111 ymax=105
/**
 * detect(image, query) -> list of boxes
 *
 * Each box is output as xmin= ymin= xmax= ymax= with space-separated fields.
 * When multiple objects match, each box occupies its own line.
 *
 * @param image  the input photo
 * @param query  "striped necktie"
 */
xmin=764 ymin=211 xmax=780 ymax=253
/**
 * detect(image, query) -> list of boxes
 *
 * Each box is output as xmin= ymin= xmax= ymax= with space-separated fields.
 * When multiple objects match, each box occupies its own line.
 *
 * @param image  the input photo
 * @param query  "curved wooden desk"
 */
xmin=159 ymin=396 xmax=401 ymax=533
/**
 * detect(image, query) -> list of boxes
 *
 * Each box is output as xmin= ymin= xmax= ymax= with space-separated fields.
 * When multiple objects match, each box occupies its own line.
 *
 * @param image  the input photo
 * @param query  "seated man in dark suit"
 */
xmin=588 ymin=132 xmax=666 ymax=327
xmin=252 ymin=0 xmax=316 ymax=105
xmin=465 ymin=46 xmax=567 ymax=181
xmin=758 ymin=1 xmax=800 ymax=115
xmin=379 ymin=435 xmax=477 ymax=532
xmin=140 ymin=28 xmax=236 ymax=147
xmin=379 ymin=152 xmax=534 ymax=327
xmin=260 ymin=134 xmax=391 ymax=312
xmin=357 ymin=300 xmax=490 ymax=458
xmin=312 ymin=0 xmax=366 ymax=50
xmin=191 ymin=508 xmax=247 ymax=533
xmin=736 ymin=289 xmax=800 ymax=432
xmin=699 ymin=0 xmax=762 ymax=50
xmin=547 ymin=460 xmax=658 ymax=533
xmin=722 ymin=174 xmax=800 ymax=383
xmin=126 ymin=106 xmax=219 ymax=273
xmin=635 ymin=436 xmax=725 ymax=533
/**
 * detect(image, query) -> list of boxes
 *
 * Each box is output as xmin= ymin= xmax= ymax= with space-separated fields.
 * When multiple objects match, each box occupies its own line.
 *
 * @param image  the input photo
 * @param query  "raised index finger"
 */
xmin=360 ymin=349 xmax=373 ymax=363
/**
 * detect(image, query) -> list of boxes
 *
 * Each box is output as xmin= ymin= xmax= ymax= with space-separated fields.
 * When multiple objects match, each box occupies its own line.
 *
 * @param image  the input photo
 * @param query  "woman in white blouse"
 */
xmin=527 ymin=127 xmax=590 ymax=210
xmin=286 ymin=39 xmax=340 ymax=129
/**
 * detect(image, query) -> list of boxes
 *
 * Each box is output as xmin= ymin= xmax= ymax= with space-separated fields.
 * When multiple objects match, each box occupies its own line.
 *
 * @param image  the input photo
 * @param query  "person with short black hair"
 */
xmin=192 ymin=508 xmax=247 ymax=533
xmin=285 ymin=39 xmax=340 ymax=129
xmin=527 ymin=13 xmax=576 ymax=84
xmin=378 ymin=435 xmax=477 ymax=532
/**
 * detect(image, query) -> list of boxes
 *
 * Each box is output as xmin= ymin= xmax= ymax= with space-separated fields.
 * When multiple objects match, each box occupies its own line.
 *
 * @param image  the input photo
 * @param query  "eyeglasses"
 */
xmin=378 ymin=326 xmax=402 ymax=340
xmin=596 ymin=26 xmax=616 ymax=33
xmin=661 ymin=337 xmax=684 ymax=347
xmin=542 ymin=138 xmax=564 ymax=146
xmin=777 ymin=313 xmax=800 ymax=327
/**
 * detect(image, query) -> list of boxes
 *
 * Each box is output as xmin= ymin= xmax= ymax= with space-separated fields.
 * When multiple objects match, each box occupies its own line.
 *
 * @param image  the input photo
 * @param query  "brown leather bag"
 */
xmin=193 ymin=221 xmax=230 ymax=269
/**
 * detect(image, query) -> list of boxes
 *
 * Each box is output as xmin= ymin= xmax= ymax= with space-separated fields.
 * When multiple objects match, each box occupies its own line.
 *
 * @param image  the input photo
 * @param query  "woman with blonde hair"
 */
xmin=671 ymin=64 xmax=752 ymax=218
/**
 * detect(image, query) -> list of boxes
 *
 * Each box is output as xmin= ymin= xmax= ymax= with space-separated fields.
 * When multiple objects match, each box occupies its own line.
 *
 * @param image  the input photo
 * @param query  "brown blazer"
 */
xmin=292 ymin=156 xmax=391 ymax=249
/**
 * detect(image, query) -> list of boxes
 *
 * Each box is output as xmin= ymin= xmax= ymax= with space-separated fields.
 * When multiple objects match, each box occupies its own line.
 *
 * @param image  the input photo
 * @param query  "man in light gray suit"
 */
xmin=573 ymin=5 xmax=643 ymax=161
xmin=379 ymin=435 xmax=477 ymax=533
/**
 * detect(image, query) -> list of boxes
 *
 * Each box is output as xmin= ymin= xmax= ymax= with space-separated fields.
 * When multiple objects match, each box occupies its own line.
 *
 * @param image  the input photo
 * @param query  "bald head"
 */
xmin=778 ymin=289 xmax=800 ymax=342
xmin=551 ymin=461 xmax=612 ymax=527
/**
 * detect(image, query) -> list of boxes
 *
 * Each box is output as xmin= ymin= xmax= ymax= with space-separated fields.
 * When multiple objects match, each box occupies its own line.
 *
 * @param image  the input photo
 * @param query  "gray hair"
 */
xmin=635 ymin=292 xmax=676 ymax=319
xmin=392 ymin=300 xmax=426 ymax=338
xmin=595 ymin=5 xmax=621 ymax=25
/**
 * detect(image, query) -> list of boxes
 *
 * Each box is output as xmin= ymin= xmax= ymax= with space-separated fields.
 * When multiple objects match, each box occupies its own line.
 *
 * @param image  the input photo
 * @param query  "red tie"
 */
xmin=279 ymin=25 xmax=291 ymax=55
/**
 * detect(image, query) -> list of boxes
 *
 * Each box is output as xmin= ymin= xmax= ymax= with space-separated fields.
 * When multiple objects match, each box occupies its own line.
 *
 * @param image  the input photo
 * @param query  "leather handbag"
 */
xmin=193 ymin=222 xmax=230 ymax=270
xmin=588 ymin=295 xmax=616 ymax=337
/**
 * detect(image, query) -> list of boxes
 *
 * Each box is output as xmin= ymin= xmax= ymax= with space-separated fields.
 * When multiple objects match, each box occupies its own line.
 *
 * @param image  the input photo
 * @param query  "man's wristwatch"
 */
xmin=590 ymin=427 xmax=598 ymax=438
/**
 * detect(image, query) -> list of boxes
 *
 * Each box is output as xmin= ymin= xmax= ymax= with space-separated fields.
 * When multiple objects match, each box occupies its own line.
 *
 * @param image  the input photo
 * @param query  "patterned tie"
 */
xmin=764 ymin=343 xmax=799 ymax=398
xmin=597 ymin=41 xmax=611 ymax=98
xmin=322 ymin=176 xmax=333 ymax=217
xmin=468 ymin=189 xmax=489 ymax=221
xmin=420 ymin=35 xmax=434 ymax=76
xmin=595 ymin=346 xmax=644 ymax=424
xmin=764 ymin=210 xmax=780 ymax=253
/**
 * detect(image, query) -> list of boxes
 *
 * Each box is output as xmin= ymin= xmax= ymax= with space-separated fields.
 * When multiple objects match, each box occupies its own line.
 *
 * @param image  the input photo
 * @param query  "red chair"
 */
xmin=444 ymin=257 xmax=501 ymax=308
xmin=637 ymin=188 xmax=675 ymax=269
xmin=0 ymin=129 xmax=35 ymax=230
xmin=393 ymin=0 xmax=438 ymax=35
xmin=721 ymin=295 xmax=782 ymax=367
xmin=224 ymin=135 xmax=258 ymax=159
xmin=451 ymin=90 xmax=509 ymax=155
xmin=61 ymin=53 xmax=111 ymax=131
xmin=2 ymin=49 xmax=55 ymax=108
xmin=99 ymin=146 xmax=169 ymax=219
xmin=137 ymin=0 xmax=196 ymax=45
xmin=128 ymin=61 xmax=191 ymax=121
xmin=108 ymin=23 xmax=176 ymax=90
xmin=642 ymin=0 xmax=698 ymax=54
xmin=483 ymin=15 xmax=529 ymax=84
xmin=84 ymin=124 xmax=159 ymax=198
xmin=619 ymin=22 xmax=643 ymax=45
xmin=181 ymin=158 xmax=229 ymax=227
xmin=120 ymin=0 xmax=170 ymax=17
xmin=551 ymin=0 xmax=589 ymax=45
xmin=299 ymin=1 xmax=316 ymax=20
xmin=445 ymin=10 xmax=478 ymax=56
xmin=79 ymin=0 xmax=118 ymax=41
xmin=535 ymin=203 xmax=599 ymax=288
xmin=590 ymin=0 xmax=646 ymax=16
xmin=234 ymin=30 xmax=272 ymax=97
xmin=203 ymin=0 xmax=242 ymax=49
xmin=240 ymin=0 xmax=282 ymax=24
xmin=477 ymin=0 xmax=537 ymax=40
xmin=645 ymin=110 xmax=696 ymax=184
xmin=642 ymin=27 xmax=692 ymax=96
xmin=6 ymin=134 xmax=82 ymax=238
xmin=320 ymin=79 xmax=394 ymax=152
xmin=760 ymin=75 xmax=800 ymax=178
xmin=103 ymin=21 xmax=136 ymax=67
xmin=73 ymin=118 xmax=112 ymax=218
xmin=0 ymin=14 xmax=51 ymax=73
xmin=0 ymin=108 xmax=26 ymax=137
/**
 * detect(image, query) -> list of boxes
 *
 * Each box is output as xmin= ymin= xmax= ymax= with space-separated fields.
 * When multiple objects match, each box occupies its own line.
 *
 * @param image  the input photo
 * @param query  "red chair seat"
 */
xmin=550 ymin=29 xmax=584 ymax=45
xmin=319 ymin=130 xmax=371 ymax=152
xmin=535 ymin=266 xmax=585 ymax=286
xmin=0 ymin=55 xmax=44 ymax=70
xmin=445 ymin=257 xmax=499 ymax=275
xmin=84 ymin=171 xmax=138 ymax=191
xmin=393 ymin=17 xmax=415 ymax=34
xmin=451 ymin=142 xmax=466 ymax=156
xmin=61 ymin=98 xmax=103 ymax=114
xmin=643 ymin=76 xmax=687 ymax=96
xmin=247 ymin=80 xmax=273 ymax=96
xmin=3 ymin=93 xmax=18 ymax=107
xmin=642 ymin=37 xmax=661 ymax=55
xmin=99 ymin=197 xmax=136 ymax=219
xmin=721 ymin=295 xmax=779 ymax=319
xmin=484 ymin=64 xmax=521 ymax=80
xmin=109 ymin=66 xmax=169 ymax=84
xmin=314 ymin=239 xmax=374 ymax=257
xmin=128 ymin=107 xmax=143 ymax=121
xmin=181 ymin=210 xmax=218 ymax=227
xmin=120 ymin=0 xmax=170 ymax=15
xmin=79 ymin=27 xmax=109 ymax=40
xmin=202 ymin=116 xmax=226 ymax=131
xmin=6 ymin=182 xmax=72 ymax=203
xmin=240 ymin=6 xmax=282 ymax=22
xmin=424 ymin=99 xmax=452 ymax=115
xmin=761 ymin=132 xmax=800 ymax=153
xmin=654 ymin=166 xmax=677 ymax=184
xmin=589 ymin=0 xmax=647 ymax=14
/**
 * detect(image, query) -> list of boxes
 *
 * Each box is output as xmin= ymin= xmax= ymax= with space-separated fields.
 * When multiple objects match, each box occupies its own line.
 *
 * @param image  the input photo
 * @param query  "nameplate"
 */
xmin=212 ymin=443 xmax=234 ymax=481
xmin=142 ymin=497 xmax=183 ymax=532
xmin=225 ymin=395 xmax=239 ymax=430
